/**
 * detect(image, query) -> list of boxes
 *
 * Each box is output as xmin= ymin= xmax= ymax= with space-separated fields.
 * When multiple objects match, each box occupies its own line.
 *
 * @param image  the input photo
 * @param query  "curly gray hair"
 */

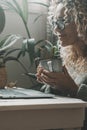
xmin=48 ymin=0 xmax=87 ymax=44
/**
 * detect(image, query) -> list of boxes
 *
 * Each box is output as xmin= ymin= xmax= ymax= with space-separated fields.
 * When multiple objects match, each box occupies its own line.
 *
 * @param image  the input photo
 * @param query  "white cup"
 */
xmin=39 ymin=58 xmax=62 ymax=72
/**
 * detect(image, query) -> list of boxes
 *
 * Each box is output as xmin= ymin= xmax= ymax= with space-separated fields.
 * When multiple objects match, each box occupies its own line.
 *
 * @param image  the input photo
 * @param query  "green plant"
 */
xmin=0 ymin=0 xmax=53 ymax=77
xmin=0 ymin=0 xmax=50 ymax=64
xmin=0 ymin=34 xmax=21 ymax=52
xmin=0 ymin=4 xmax=21 ymax=65
xmin=0 ymin=0 xmax=61 ymax=90
xmin=0 ymin=0 xmax=60 ymax=82
xmin=0 ymin=5 xmax=20 ymax=53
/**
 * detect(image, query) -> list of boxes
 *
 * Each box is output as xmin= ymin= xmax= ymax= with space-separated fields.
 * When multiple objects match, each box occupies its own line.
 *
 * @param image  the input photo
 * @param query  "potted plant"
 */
xmin=0 ymin=0 xmax=49 ymax=64
xmin=0 ymin=2 xmax=49 ymax=65
xmin=0 ymin=0 xmax=51 ymax=87
xmin=0 ymin=5 xmax=21 ymax=88
xmin=0 ymin=0 xmax=62 ymax=90
xmin=38 ymin=41 xmax=62 ymax=72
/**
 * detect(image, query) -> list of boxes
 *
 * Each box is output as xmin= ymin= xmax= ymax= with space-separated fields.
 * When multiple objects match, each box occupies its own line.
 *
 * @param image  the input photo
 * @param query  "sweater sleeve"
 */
xmin=74 ymin=73 xmax=87 ymax=101
xmin=77 ymin=84 xmax=87 ymax=101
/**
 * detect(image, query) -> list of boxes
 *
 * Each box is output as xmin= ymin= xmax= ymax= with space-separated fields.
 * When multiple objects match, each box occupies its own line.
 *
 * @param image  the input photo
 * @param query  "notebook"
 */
xmin=0 ymin=87 xmax=55 ymax=99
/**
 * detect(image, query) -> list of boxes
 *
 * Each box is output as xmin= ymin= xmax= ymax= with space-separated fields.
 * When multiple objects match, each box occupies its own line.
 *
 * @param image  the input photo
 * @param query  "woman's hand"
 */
xmin=36 ymin=66 xmax=78 ymax=97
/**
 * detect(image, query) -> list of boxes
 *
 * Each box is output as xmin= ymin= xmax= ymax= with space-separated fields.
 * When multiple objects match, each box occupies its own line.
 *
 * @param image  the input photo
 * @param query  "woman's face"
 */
xmin=55 ymin=3 xmax=78 ymax=47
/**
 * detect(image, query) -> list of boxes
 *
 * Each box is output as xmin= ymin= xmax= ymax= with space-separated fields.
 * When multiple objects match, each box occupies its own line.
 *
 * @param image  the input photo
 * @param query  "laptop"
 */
xmin=0 ymin=87 xmax=55 ymax=99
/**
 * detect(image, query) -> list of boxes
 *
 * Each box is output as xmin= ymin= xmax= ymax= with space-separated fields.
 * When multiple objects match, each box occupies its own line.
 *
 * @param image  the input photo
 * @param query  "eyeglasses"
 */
xmin=53 ymin=17 xmax=74 ymax=30
xmin=57 ymin=17 xmax=66 ymax=30
xmin=53 ymin=17 xmax=65 ymax=30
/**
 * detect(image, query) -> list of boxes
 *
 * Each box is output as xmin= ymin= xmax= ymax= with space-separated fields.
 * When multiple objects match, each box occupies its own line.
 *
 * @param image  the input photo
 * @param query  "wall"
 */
xmin=1 ymin=0 xmax=49 ymax=88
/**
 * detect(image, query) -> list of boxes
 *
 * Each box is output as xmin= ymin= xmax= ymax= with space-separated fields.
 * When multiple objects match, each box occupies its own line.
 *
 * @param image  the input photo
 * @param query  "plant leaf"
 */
xmin=21 ymin=39 xmax=28 ymax=56
xmin=0 ymin=0 xmax=31 ymax=38
xmin=22 ymin=0 xmax=28 ymax=23
xmin=45 ymin=40 xmax=53 ymax=48
xmin=35 ymin=39 xmax=44 ymax=45
xmin=34 ymin=14 xmax=43 ymax=23
xmin=29 ymin=2 xmax=49 ymax=8
xmin=4 ymin=48 xmax=21 ymax=57
xmin=16 ymin=50 xmax=23 ymax=59
xmin=0 ymin=34 xmax=21 ymax=52
xmin=0 ymin=0 xmax=21 ymax=16
xmin=0 ymin=34 xmax=10 ymax=47
xmin=12 ymin=0 xmax=25 ymax=20
xmin=3 ymin=56 xmax=18 ymax=63
xmin=27 ymin=39 xmax=36 ymax=65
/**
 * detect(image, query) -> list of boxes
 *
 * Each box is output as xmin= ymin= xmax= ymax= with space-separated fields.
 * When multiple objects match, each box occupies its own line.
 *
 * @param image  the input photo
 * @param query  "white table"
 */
xmin=0 ymin=96 xmax=86 ymax=130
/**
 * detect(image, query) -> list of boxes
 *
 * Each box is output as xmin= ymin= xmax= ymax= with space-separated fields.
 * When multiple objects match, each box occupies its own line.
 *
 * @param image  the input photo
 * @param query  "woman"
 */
xmin=37 ymin=0 xmax=87 ymax=100
xmin=37 ymin=0 xmax=87 ymax=129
